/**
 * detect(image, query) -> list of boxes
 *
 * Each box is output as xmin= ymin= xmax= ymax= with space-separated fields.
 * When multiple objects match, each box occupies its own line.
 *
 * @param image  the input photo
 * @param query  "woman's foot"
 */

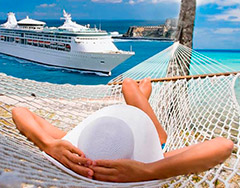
xmin=139 ymin=78 xmax=152 ymax=100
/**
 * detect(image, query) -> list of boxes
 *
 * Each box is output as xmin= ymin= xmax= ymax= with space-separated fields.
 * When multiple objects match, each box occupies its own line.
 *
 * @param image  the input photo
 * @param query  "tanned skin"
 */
xmin=12 ymin=78 xmax=233 ymax=182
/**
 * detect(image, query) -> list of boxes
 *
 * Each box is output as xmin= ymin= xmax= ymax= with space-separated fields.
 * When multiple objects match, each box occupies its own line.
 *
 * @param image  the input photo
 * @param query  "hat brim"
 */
xmin=42 ymin=104 xmax=164 ymax=181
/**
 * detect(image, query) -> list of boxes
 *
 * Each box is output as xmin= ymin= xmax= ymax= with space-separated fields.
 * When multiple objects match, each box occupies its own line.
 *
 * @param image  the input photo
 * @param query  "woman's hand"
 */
xmin=91 ymin=159 xmax=153 ymax=182
xmin=45 ymin=139 xmax=94 ymax=178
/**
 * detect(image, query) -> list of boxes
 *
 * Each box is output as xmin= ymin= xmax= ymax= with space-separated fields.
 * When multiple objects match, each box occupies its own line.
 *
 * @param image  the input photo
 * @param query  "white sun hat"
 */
xmin=43 ymin=104 xmax=164 ymax=180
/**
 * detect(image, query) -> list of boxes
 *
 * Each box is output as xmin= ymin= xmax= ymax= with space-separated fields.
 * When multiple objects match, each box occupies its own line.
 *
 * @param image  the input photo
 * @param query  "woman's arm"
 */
xmin=12 ymin=107 xmax=63 ymax=150
xmin=12 ymin=107 xmax=94 ymax=178
xmin=148 ymin=137 xmax=233 ymax=180
xmin=91 ymin=137 xmax=233 ymax=182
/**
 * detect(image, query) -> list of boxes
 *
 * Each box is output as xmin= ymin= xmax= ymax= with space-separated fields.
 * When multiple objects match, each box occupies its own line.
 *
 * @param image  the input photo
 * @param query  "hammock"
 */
xmin=0 ymin=42 xmax=239 ymax=187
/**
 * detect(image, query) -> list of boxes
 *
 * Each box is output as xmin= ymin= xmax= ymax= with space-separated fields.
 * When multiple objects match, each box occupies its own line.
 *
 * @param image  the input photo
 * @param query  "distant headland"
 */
xmin=112 ymin=18 xmax=177 ymax=41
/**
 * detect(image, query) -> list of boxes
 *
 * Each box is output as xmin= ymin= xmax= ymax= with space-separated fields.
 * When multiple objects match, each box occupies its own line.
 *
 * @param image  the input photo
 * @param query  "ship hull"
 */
xmin=0 ymin=41 xmax=132 ymax=75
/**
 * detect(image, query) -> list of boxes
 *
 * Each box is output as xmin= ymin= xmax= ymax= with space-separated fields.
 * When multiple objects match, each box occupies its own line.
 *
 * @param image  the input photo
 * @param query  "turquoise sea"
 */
xmin=0 ymin=20 xmax=239 ymax=85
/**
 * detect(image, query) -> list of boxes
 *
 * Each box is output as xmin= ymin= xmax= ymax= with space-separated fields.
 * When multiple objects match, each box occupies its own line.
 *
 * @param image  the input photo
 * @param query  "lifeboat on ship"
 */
xmin=27 ymin=39 xmax=32 ymax=44
xmin=66 ymin=44 xmax=71 ymax=51
xmin=44 ymin=41 xmax=51 ymax=45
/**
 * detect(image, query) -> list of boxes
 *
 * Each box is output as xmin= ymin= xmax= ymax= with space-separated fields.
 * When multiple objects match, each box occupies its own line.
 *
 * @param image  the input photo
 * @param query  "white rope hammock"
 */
xmin=0 ymin=42 xmax=239 ymax=187
xmin=110 ymin=42 xmax=235 ymax=83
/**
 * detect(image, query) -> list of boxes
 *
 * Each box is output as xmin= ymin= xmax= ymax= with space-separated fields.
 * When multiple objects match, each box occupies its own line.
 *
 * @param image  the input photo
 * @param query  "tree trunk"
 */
xmin=164 ymin=0 xmax=196 ymax=130
xmin=176 ymin=0 xmax=196 ymax=49
xmin=167 ymin=0 xmax=196 ymax=77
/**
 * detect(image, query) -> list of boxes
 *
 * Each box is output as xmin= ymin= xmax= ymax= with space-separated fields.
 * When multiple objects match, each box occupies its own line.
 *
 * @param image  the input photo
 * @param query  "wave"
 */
xmin=0 ymin=54 xmax=110 ymax=77
xmin=0 ymin=54 xmax=32 ymax=64
xmin=79 ymin=70 xmax=109 ymax=77
xmin=113 ymin=39 xmax=136 ymax=42
xmin=39 ymin=64 xmax=110 ymax=77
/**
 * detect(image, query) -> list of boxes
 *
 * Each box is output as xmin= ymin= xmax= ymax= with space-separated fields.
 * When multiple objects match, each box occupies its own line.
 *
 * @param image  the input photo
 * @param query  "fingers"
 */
xmin=63 ymin=141 xmax=93 ymax=165
xmin=94 ymin=160 xmax=118 ymax=168
xmin=67 ymin=144 xmax=85 ymax=157
xmin=92 ymin=160 xmax=121 ymax=182
xmin=62 ymin=156 xmax=94 ymax=178
xmin=66 ymin=151 xmax=92 ymax=166
xmin=65 ymin=151 xmax=92 ymax=165
xmin=91 ymin=166 xmax=117 ymax=175
xmin=93 ymin=173 xmax=118 ymax=182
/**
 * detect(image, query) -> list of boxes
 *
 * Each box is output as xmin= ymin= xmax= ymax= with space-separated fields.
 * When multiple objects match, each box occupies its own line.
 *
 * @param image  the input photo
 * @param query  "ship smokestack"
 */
xmin=1 ymin=12 xmax=18 ymax=29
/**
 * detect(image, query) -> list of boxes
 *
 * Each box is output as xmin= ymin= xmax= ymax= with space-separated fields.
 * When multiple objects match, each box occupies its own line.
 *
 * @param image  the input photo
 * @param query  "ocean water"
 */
xmin=0 ymin=20 xmax=239 ymax=85
xmin=0 ymin=40 xmax=172 ymax=85
xmin=198 ymin=50 xmax=240 ymax=71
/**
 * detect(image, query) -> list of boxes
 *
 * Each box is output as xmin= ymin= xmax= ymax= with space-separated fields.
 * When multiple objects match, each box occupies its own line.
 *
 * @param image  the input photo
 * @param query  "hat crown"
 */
xmin=78 ymin=116 xmax=134 ymax=160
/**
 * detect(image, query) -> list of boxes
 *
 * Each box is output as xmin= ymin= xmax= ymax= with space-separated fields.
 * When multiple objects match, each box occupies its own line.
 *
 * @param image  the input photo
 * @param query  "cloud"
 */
xmin=197 ymin=0 xmax=240 ymax=7
xmin=193 ymin=27 xmax=240 ymax=49
xmin=209 ymin=8 xmax=240 ymax=22
xmin=128 ymin=0 xmax=144 ymax=5
xmin=213 ymin=28 xmax=240 ymax=34
xmin=151 ymin=0 xmax=240 ymax=7
xmin=91 ymin=0 xmax=122 ymax=3
xmin=37 ymin=3 xmax=57 ymax=8
xmin=90 ymin=0 xmax=240 ymax=7
xmin=127 ymin=0 xmax=180 ymax=5
xmin=33 ymin=12 xmax=48 ymax=16
xmin=127 ymin=0 xmax=240 ymax=7
xmin=128 ymin=0 xmax=135 ymax=5
xmin=151 ymin=0 xmax=180 ymax=4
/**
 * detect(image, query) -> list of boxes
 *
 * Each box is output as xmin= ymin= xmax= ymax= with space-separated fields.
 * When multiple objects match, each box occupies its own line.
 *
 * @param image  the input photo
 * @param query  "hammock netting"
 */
xmin=0 ymin=42 xmax=239 ymax=187
xmin=110 ymin=42 xmax=235 ymax=83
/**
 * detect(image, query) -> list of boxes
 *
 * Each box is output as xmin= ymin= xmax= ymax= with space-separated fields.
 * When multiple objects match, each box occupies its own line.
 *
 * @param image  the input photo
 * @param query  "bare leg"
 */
xmin=138 ymin=78 xmax=152 ymax=100
xmin=122 ymin=78 xmax=167 ymax=144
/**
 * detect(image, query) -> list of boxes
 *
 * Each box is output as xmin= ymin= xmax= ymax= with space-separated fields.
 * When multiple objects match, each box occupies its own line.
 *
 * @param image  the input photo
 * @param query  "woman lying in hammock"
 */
xmin=12 ymin=78 xmax=233 ymax=182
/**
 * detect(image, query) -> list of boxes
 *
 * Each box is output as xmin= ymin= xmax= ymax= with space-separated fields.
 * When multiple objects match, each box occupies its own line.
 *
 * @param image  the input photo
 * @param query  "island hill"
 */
xmin=114 ymin=18 xmax=178 ymax=41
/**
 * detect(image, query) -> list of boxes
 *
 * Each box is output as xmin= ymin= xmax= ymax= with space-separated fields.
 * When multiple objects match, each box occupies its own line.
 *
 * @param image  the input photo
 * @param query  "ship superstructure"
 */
xmin=0 ymin=11 xmax=134 ymax=75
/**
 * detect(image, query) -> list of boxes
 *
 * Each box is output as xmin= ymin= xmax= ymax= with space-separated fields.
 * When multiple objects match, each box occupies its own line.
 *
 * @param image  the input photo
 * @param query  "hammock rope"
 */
xmin=0 ymin=42 xmax=239 ymax=187
xmin=109 ymin=71 xmax=240 ymax=85
xmin=110 ymin=42 xmax=235 ymax=83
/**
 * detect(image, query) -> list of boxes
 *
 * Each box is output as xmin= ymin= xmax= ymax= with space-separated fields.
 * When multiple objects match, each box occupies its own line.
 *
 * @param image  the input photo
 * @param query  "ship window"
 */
xmin=100 ymin=60 xmax=105 ymax=64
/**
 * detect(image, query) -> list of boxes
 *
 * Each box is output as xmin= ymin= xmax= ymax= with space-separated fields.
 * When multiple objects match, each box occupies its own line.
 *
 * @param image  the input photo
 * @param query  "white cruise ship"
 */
xmin=0 ymin=11 xmax=134 ymax=75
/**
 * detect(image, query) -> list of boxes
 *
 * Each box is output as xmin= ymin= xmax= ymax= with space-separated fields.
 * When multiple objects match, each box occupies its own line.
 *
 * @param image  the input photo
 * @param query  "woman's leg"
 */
xmin=138 ymin=77 xmax=152 ymax=100
xmin=122 ymin=78 xmax=167 ymax=144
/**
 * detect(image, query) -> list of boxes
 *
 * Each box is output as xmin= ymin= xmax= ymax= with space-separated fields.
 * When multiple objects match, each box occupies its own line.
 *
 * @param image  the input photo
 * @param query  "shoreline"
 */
xmin=112 ymin=36 xmax=173 ymax=41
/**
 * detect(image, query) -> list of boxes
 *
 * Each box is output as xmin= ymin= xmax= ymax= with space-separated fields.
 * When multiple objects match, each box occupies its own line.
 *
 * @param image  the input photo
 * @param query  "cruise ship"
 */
xmin=0 ymin=11 xmax=134 ymax=75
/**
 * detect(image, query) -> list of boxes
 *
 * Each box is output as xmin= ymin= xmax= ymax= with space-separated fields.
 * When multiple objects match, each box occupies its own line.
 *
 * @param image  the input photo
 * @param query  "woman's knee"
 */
xmin=215 ymin=137 xmax=234 ymax=158
xmin=141 ymin=77 xmax=151 ymax=85
xmin=122 ymin=78 xmax=136 ymax=91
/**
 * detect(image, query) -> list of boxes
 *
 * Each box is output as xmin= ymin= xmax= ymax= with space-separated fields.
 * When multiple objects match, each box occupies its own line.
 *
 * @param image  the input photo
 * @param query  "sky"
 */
xmin=0 ymin=0 xmax=239 ymax=49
